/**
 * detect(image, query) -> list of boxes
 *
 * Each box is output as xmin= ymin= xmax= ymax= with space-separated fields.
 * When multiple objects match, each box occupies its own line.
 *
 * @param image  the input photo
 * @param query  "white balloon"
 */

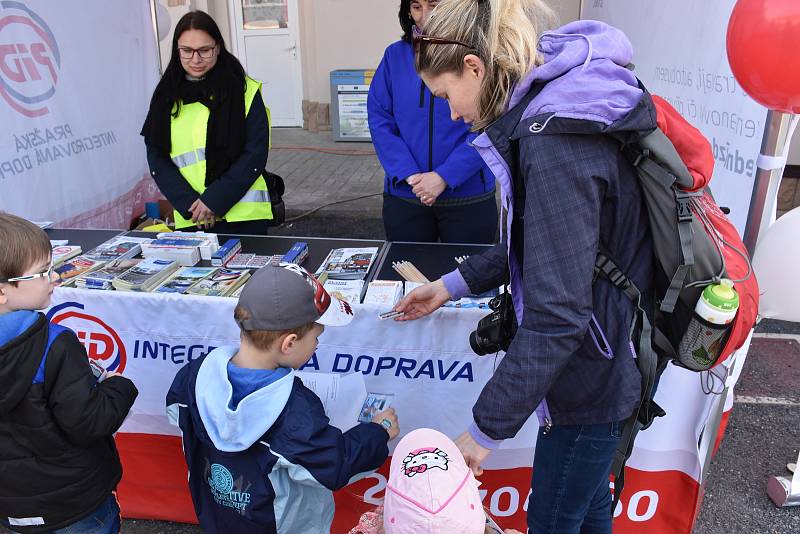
xmin=752 ymin=206 xmax=800 ymax=322
xmin=156 ymin=2 xmax=172 ymax=42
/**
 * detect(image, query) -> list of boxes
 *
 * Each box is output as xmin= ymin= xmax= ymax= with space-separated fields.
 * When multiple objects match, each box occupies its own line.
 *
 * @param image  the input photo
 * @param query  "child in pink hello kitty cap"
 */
xmin=349 ymin=428 xmax=522 ymax=534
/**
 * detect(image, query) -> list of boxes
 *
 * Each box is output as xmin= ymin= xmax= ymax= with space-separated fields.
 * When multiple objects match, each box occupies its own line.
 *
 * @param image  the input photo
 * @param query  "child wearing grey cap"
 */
xmin=166 ymin=263 xmax=399 ymax=534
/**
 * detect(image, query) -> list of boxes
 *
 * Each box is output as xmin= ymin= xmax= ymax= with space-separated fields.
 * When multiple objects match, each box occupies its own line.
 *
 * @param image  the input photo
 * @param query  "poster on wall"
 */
xmin=0 ymin=1 xmax=161 ymax=228
xmin=582 ymin=0 xmax=770 ymax=233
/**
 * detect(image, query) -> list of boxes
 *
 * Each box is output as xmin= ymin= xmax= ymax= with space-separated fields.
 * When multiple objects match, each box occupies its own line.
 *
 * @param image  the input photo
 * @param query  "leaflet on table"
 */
xmin=52 ymin=245 xmax=82 ymax=266
xmin=55 ymin=257 xmax=106 ymax=286
xmin=74 ymin=259 xmax=142 ymax=290
xmin=315 ymin=247 xmax=379 ymax=280
xmin=84 ymin=236 xmax=152 ymax=262
xmin=154 ymin=267 xmax=217 ymax=294
xmin=186 ymin=268 xmax=250 ymax=297
xmin=295 ymin=371 xmax=367 ymax=432
xmin=112 ymin=258 xmax=180 ymax=292
xmin=323 ymin=279 xmax=364 ymax=304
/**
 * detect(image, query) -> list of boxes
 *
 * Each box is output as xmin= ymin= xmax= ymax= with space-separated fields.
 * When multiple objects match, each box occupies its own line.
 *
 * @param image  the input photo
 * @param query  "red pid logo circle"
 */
xmin=48 ymin=302 xmax=127 ymax=374
xmin=0 ymin=1 xmax=60 ymax=117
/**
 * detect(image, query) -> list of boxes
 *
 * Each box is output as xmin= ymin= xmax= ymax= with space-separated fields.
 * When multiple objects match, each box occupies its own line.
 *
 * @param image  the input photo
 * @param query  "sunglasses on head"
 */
xmin=412 ymin=25 xmax=475 ymax=50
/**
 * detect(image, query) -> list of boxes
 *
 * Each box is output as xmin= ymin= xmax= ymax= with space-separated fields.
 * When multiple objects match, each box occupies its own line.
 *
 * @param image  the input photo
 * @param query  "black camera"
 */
xmin=469 ymin=291 xmax=518 ymax=355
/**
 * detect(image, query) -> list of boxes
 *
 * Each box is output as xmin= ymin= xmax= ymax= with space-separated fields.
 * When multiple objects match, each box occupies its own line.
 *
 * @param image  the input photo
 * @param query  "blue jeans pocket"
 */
xmin=55 ymin=494 xmax=120 ymax=534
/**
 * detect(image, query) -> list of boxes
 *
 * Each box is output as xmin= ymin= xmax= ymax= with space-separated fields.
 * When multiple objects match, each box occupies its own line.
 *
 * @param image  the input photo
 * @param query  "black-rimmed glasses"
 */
xmin=412 ymin=25 xmax=475 ymax=50
xmin=177 ymin=45 xmax=217 ymax=60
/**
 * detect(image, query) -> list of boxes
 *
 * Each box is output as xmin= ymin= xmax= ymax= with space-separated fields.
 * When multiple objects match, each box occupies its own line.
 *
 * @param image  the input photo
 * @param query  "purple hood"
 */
xmin=472 ymin=19 xmax=644 ymax=257
xmin=508 ymin=19 xmax=642 ymax=123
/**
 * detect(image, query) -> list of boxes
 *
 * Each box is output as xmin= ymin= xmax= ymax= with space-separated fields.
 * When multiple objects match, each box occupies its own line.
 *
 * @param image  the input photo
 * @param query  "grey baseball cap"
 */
xmin=236 ymin=263 xmax=354 ymax=331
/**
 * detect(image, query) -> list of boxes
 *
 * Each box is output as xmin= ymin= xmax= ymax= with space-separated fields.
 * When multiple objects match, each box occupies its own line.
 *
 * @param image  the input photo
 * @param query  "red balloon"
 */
xmin=727 ymin=0 xmax=800 ymax=113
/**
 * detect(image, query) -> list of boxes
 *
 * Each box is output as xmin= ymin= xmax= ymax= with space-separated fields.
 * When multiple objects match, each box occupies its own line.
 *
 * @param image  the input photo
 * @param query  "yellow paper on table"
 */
xmin=141 ymin=223 xmax=172 ymax=233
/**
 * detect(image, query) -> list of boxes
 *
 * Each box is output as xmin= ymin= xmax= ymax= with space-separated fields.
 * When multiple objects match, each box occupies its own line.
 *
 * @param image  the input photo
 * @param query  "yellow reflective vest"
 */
xmin=169 ymin=76 xmax=272 ymax=229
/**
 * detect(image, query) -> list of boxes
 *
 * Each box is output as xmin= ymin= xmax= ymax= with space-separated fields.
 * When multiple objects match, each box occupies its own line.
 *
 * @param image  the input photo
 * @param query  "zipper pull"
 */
xmin=543 ymin=418 xmax=552 ymax=435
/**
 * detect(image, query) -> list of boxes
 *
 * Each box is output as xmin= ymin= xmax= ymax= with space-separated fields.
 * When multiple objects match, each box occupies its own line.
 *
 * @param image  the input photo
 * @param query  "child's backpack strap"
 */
xmin=32 ymin=323 xmax=70 ymax=385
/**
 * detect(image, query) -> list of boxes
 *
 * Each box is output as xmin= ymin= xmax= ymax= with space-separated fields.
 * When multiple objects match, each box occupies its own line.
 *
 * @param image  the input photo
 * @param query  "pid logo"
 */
xmin=47 ymin=302 xmax=127 ymax=374
xmin=0 ymin=1 xmax=60 ymax=117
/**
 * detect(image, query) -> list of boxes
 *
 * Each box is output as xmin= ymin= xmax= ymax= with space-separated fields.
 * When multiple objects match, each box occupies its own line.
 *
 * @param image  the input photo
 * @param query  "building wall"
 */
xmin=298 ymin=0 xmax=581 ymax=130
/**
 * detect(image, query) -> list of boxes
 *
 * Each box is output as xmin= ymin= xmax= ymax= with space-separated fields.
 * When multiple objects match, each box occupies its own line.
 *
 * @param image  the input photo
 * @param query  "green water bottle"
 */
xmin=677 ymin=279 xmax=739 ymax=371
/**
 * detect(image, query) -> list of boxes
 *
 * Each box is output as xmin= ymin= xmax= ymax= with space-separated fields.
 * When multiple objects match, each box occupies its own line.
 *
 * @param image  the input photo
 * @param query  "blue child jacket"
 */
xmin=166 ymin=347 xmax=389 ymax=533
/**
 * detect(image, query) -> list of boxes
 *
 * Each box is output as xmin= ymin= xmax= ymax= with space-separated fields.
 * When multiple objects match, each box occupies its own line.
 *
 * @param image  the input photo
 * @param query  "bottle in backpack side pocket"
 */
xmin=677 ymin=279 xmax=739 ymax=371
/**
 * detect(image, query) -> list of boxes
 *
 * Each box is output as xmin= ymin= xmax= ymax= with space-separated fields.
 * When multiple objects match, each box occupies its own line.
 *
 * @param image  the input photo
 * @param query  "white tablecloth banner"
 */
xmin=47 ymin=287 xmax=743 ymax=532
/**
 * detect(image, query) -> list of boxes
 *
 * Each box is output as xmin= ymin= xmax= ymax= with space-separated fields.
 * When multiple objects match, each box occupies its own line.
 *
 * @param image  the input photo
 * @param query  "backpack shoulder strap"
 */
xmin=594 ymin=250 xmax=663 ymax=513
xmin=619 ymin=132 xmax=702 ymax=314
xmin=32 ymin=323 xmax=70 ymax=385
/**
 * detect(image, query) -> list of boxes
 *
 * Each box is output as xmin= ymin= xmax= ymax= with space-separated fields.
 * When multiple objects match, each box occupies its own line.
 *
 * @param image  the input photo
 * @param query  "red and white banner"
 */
xmin=0 ymin=1 xmax=160 ymax=228
xmin=47 ymin=287 xmax=748 ymax=533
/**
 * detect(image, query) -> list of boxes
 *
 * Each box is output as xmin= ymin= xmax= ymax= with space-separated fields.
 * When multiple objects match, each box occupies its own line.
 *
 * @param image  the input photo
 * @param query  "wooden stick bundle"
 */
xmin=392 ymin=260 xmax=430 ymax=284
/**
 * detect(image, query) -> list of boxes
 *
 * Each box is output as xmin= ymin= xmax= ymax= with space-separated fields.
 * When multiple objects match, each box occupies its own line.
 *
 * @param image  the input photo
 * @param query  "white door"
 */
xmin=229 ymin=0 xmax=303 ymax=127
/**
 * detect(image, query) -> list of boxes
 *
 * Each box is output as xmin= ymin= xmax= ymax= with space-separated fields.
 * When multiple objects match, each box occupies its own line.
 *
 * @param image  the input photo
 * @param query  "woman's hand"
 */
xmin=189 ymin=199 xmax=216 ymax=229
xmin=394 ymin=279 xmax=451 ymax=321
xmin=408 ymin=172 xmax=447 ymax=206
xmin=454 ymin=431 xmax=490 ymax=476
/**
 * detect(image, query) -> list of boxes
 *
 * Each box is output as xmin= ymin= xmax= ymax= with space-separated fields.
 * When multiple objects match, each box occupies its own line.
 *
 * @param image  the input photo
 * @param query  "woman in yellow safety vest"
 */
xmin=141 ymin=10 xmax=274 ymax=235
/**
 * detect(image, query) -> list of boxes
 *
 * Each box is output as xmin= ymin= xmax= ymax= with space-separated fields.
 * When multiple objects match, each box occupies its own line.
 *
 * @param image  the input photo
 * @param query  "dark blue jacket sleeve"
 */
xmin=200 ymin=90 xmax=270 ymax=217
xmin=146 ymin=144 xmax=199 ymax=219
xmin=368 ymin=50 xmax=422 ymax=185
xmin=472 ymin=134 xmax=607 ymax=440
xmin=276 ymin=386 xmax=389 ymax=490
xmin=457 ymin=242 xmax=509 ymax=294
xmin=434 ymin=132 xmax=487 ymax=190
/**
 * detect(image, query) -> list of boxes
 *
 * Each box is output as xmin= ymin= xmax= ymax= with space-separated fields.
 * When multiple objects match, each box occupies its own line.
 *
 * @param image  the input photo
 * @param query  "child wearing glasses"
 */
xmin=0 ymin=213 xmax=138 ymax=534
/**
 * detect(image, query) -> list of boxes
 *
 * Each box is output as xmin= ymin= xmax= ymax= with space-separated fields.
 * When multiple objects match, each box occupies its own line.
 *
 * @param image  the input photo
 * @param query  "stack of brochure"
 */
xmin=141 ymin=238 xmax=202 ymax=266
xmin=74 ymin=259 xmax=142 ymax=290
xmin=84 ymin=236 xmax=152 ymax=263
xmin=52 ymin=245 xmax=82 ymax=266
xmin=323 ymin=279 xmax=364 ymax=304
xmin=155 ymin=266 xmax=217 ymax=294
xmin=187 ymin=268 xmax=251 ymax=297
xmin=112 ymin=258 xmax=180 ymax=292
xmin=156 ymin=231 xmax=219 ymax=260
xmin=315 ymin=247 xmax=379 ymax=280
xmin=227 ymin=253 xmax=272 ymax=270
xmin=55 ymin=257 xmax=106 ymax=287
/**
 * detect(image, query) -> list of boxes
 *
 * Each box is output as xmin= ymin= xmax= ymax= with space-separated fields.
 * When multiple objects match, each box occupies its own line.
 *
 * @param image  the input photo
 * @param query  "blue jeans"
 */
xmin=528 ymin=422 xmax=622 ymax=534
xmin=13 ymin=494 xmax=121 ymax=534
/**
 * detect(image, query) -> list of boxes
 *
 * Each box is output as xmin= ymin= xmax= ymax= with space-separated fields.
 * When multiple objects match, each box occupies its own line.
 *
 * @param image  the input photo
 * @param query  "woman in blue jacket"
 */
xmin=368 ymin=0 xmax=497 ymax=243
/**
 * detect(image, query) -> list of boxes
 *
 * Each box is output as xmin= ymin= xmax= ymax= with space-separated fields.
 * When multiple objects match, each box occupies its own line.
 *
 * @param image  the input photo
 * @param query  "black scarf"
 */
xmin=141 ymin=65 xmax=246 ymax=186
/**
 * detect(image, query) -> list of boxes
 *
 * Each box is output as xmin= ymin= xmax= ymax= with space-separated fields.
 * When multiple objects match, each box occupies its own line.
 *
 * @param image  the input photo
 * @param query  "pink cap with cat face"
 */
xmin=383 ymin=428 xmax=485 ymax=534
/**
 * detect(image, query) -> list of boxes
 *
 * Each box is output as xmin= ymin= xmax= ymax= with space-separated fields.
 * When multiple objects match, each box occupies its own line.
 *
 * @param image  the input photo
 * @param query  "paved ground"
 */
xmin=268 ymin=128 xmax=386 ymax=240
xmin=8 ymin=129 xmax=799 ymax=533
